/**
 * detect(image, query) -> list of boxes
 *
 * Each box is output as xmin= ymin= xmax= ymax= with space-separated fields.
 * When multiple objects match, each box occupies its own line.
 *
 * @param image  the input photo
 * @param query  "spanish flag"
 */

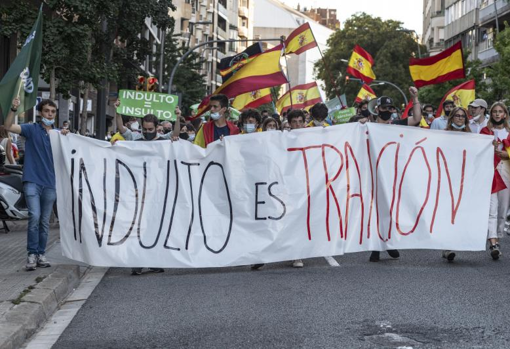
xmin=347 ymin=45 xmax=376 ymax=84
xmin=232 ymin=88 xmax=273 ymax=111
xmin=276 ymin=82 xmax=322 ymax=114
xmin=355 ymin=84 xmax=376 ymax=103
xmin=284 ymin=22 xmax=317 ymax=55
xmin=435 ymin=80 xmax=475 ymax=117
xmin=195 ymin=45 xmax=287 ymax=117
xmin=409 ymin=41 xmax=465 ymax=88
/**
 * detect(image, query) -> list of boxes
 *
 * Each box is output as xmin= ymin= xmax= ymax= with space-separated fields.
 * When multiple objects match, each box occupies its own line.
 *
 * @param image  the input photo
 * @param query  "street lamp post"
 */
xmin=350 ymin=77 xmax=408 ymax=105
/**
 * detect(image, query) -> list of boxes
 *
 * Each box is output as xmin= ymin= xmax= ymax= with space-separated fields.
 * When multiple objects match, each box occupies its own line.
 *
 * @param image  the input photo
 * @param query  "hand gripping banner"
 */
xmin=50 ymin=124 xmax=494 ymax=268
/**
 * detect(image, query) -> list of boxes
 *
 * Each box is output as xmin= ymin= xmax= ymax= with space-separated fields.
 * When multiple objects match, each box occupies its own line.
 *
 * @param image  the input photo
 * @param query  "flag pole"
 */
xmin=16 ymin=80 xmax=23 ymax=98
xmin=310 ymin=30 xmax=344 ymax=108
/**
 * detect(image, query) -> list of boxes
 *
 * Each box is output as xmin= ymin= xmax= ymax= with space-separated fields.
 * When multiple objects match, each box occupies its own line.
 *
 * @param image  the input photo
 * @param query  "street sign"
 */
xmin=117 ymin=89 xmax=179 ymax=121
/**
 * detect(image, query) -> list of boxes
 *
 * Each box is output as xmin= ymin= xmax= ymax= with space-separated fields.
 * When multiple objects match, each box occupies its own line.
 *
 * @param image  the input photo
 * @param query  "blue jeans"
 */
xmin=24 ymin=182 xmax=56 ymax=255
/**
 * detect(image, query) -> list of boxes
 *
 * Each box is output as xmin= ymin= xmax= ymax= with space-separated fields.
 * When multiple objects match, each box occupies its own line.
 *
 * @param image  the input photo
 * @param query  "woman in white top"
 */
xmin=480 ymin=102 xmax=510 ymax=260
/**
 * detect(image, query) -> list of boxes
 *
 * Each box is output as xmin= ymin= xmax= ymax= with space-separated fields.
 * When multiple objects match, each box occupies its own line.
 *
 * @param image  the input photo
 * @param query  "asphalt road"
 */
xmin=53 ymin=243 xmax=510 ymax=349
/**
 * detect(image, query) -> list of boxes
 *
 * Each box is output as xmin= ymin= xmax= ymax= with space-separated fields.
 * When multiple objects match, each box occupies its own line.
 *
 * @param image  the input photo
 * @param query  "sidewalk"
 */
xmin=0 ymin=221 xmax=89 ymax=349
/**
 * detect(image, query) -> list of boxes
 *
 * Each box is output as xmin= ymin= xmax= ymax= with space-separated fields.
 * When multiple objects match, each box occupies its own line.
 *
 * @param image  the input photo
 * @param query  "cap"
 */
xmin=469 ymin=99 xmax=488 ymax=109
xmin=377 ymin=96 xmax=394 ymax=108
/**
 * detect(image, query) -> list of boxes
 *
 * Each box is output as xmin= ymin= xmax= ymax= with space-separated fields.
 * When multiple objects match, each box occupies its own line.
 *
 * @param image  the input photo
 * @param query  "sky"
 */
xmin=281 ymin=0 xmax=424 ymax=35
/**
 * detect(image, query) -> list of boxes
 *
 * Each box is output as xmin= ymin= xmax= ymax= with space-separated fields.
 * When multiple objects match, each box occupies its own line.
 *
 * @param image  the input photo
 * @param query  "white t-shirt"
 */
xmin=469 ymin=116 xmax=488 ymax=134
xmin=494 ymin=128 xmax=509 ymax=151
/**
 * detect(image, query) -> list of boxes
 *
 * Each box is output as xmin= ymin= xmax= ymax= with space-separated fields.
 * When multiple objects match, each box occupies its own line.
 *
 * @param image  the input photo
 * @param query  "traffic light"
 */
xmin=136 ymin=76 xmax=145 ymax=91
xmin=147 ymin=77 xmax=158 ymax=92
xmin=344 ymin=75 xmax=350 ymax=85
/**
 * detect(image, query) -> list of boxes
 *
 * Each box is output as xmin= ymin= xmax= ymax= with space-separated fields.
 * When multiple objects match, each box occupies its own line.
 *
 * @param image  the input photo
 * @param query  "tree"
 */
xmin=0 ymin=0 xmax=175 ymax=133
xmin=485 ymin=21 xmax=510 ymax=103
xmin=417 ymin=51 xmax=489 ymax=107
xmin=158 ymin=30 xmax=207 ymax=117
xmin=314 ymin=13 xmax=427 ymax=108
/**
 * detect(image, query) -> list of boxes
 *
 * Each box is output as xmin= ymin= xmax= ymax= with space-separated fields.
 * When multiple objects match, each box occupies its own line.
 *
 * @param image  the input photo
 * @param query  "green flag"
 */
xmin=0 ymin=6 xmax=43 ymax=116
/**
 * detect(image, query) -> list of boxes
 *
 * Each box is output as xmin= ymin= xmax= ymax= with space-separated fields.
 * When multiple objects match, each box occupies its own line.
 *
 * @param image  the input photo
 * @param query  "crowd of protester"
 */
xmin=4 ymin=87 xmax=510 ymax=273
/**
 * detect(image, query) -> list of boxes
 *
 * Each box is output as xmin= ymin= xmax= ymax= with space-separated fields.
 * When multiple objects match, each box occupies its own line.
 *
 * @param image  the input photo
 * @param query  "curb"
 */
xmin=0 ymin=265 xmax=85 ymax=349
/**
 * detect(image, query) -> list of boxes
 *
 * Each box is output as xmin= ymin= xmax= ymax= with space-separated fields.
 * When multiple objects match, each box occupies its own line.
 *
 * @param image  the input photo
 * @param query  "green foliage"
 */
xmin=485 ymin=21 xmax=510 ymax=103
xmin=0 ymin=0 xmax=176 ymax=97
xmin=157 ymin=30 xmax=206 ymax=117
xmin=417 ymin=51 xmax=489 ymax=107
xmin=314 ymin=13 xmax=426 ymax=108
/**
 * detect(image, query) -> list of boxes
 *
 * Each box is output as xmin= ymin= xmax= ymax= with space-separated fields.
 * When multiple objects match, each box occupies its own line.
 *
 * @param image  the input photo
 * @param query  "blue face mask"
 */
xmin=452 ymin=123 xmax=466 ymax=130
xmin=42 ymin=117 xmax=55 ymax=126
xmin=243 ymin=124 xmax=256 ymax=133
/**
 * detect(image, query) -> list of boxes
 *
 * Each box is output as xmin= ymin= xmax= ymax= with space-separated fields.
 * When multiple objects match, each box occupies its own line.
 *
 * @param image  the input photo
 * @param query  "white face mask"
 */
xmin=131 ymin=121 xmax=139 ymax=131
xmin=210 ymin=112 xmax=221 ymax=120
xmin=243 ymin=124 xmax=256 ymax=133
xmin=427 ymin=113 xmax=434 ymax=119
xmin=188 ymin=134 xmax=195 ymax=141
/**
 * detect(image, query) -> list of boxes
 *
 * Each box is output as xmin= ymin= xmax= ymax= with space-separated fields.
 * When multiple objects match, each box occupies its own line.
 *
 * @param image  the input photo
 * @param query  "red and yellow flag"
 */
xmin=347 ymin=45 xmax=376 ymax=84
xmin=435 ymin=80 xmax=475 ymax=117
xmin=195 ymin=45 xmax=287 ymax=117
xmin=276 ymin=82 xmax=322 ymax=114
xmin=284 ymin=22 xmax=317 ymax=55
xmin=232 ymin=88 xmax=273 ymax=111
xmin=410 ymin=41 xmax=465 ymax=88
xmin=355 ymin=84 xmax=376 ymax=103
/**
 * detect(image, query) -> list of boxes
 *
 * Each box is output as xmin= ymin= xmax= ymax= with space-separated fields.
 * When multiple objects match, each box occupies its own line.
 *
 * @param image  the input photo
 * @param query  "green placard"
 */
xmin=332 ymin=107 xmax=357 ymax=124
xmin=117 ymin=89 xmax=179 ymax=121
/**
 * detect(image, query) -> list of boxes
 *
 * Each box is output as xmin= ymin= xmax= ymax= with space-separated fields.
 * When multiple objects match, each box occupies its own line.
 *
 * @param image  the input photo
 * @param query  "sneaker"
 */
xmin=131 ymin=268 xmax=143 ymax=275
xmin=36 ymin=254 xmax=51 ymax=268
xmin=26 ymin=254 xmax=37 ymax=271
xmin=442 ymin=250 xmax=456 ymax=262
xmin=292 ymin=259 xmax=304 ymax=268
xmin=369 ymin=251 xmax=380 ymax=262
xmin=387 ymin=250 xmax=400 ymax=259
xmin=251 ymin=264 xmax=265 ymax=270
xmin=490 ymin=244 xmax=501 ymax=260
xmin=148 ymin=268 xmax=164 ymax=273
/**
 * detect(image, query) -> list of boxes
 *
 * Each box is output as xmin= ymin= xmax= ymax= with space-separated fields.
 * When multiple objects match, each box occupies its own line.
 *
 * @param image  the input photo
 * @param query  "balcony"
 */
xmin=445 ymin=9 xmax=478 ymax=40
xmin=217 ymin=27 xmax=227 ymax=40
xmin=238 ymin=6 xmax=249 ymax=18
xmin=480 ymin=0 xmax=510 ymax=25
xmin=218 ymin=2 xmax=228 ymax=18
xmin=478 ymin=47 xmax=499 ymax=66
xmin=182 ymin=3 xmax=192 ymax=20
xmin=238 ymin=25 xmax=248 ymax=38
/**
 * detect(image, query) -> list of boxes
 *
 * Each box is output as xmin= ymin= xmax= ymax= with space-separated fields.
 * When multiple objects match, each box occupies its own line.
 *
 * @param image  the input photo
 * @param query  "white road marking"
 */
xmin=23 ymin=267 xmax=108 ymax=349
xmin=324 ymin=256 xmax=340 ymax=267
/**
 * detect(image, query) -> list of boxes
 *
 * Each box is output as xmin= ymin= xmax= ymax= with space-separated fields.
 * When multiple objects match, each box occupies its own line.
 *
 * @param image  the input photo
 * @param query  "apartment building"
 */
xmin=302 ymin=7 xmax=340 ymax=30
xmin=423 ymin=0 xmax=446 ymax=56
xmin=443 ymin=0 xmax=510 ymax=66
xmin=171 ymin=0 xmax=255 ymax=95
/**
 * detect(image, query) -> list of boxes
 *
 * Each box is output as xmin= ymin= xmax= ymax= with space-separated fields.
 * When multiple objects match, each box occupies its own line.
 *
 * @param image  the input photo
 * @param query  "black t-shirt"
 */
xmin=213 ymin=125 xmax=230 ymax=141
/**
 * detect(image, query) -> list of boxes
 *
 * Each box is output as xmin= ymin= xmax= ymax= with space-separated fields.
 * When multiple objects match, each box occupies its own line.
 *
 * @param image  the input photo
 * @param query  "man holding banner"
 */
xmin=5 ymin=98 xmax=57 ymax=271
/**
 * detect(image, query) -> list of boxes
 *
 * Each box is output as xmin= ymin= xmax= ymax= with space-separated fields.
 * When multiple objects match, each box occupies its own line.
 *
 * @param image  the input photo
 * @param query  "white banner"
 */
xmin=50 ymin=123 xmax=494 ymax=268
